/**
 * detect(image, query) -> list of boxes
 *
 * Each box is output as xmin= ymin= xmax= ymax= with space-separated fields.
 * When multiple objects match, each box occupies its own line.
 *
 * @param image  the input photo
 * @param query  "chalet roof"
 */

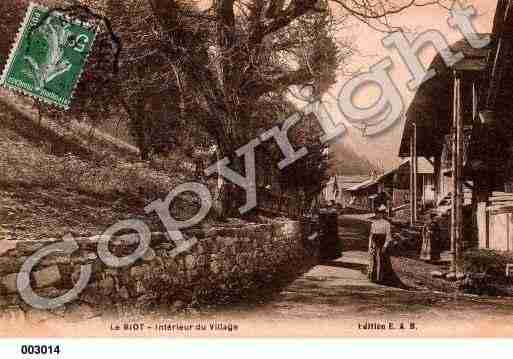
xmin=347 ymin=157 xmax=433 ymax=192
xmin=336 ymin=175 xmax=370 ymax=189
xmin=398 ymin=36 xmax=491 ymax=157
xmin=347 ymin=178 xmax=377 ymax=192
xmin=326 ymin=175 xmax=370 ymax=191
xmin=398 ymin=157 xmax=433 ymax=174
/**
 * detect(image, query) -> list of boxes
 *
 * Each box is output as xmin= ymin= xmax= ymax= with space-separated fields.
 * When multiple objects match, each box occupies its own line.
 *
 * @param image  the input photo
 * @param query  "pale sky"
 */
xmin=328 ymin=0 xmax=497 ymax=171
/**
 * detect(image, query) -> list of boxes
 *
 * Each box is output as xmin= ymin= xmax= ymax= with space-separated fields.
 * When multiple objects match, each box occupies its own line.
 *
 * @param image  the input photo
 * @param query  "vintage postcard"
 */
xmin=1 ymin=0 xmax=513 ymax=345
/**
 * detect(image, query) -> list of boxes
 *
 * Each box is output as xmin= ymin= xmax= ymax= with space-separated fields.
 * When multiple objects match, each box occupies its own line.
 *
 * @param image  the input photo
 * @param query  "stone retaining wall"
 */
xmin=0 ymin=220 xmax=318 ymax=321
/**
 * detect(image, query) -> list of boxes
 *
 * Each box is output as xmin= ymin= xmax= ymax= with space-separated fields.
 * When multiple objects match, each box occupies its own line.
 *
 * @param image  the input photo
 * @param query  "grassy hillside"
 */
xmin=0 ymin=0 xmax=219 ymax=241
xmin=0 ymin=96 xmax=202 ymax=240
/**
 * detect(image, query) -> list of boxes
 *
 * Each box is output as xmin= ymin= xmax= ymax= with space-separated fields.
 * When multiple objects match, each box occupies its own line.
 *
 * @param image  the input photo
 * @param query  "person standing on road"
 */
xmin=374 ymin=187 xmax=391 ymax=216
xmin=368 ymin=205 xmax=393 ymax=284
xmin=420 ymin=212 xmax=441 ymax=262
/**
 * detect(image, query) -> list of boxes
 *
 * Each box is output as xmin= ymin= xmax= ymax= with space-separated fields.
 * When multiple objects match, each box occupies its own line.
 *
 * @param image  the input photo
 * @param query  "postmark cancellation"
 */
xmin=0 ymin=2 xmax=97 ymax=109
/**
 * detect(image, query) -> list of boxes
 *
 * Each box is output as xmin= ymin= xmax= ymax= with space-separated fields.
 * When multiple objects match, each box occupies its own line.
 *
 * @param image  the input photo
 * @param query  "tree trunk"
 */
xmin=214 ymin=140 xmax=253 ymax=219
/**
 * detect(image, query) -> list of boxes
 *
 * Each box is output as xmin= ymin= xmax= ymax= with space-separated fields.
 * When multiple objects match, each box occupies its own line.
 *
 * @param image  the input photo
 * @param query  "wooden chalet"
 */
xmin=345 ymin=158 xmax=434 ymax=213
xmin=346 ymin=177 xmax=381 ymax=211
xmin=379 ymin=158 xmax=435 ymax=211
xmin=399 ymin=0 xmax=513 ymax=271
xmin=322 ymin=175 xmax=369 ymax=207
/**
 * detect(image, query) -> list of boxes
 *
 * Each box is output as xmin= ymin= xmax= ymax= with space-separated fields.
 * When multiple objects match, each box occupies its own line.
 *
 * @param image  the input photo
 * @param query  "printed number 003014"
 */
xmin=20 ymin=345 xmax=61 ymax=355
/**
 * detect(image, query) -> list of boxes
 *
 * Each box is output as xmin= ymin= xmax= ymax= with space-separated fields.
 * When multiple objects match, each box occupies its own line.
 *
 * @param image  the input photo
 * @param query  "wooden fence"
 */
xmin=392 ymin=189 xmax=410 ymax=208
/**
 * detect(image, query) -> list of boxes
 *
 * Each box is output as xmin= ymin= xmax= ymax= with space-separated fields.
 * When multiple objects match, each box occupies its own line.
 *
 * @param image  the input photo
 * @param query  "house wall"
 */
xmin=323 ymin=179 xmax=349 ymax=205
xmin=482 ymin=189 xmax=513 ymax=252
xmin=484 ymin=140 xmax=513 ymax=251
xmin=487 ymin=210 xmax=513 ymax=251
xmin=391 ymin=174 xmax=434 ymax=209
xmin=322 ymin=177 xmax=366 ymax=207
xmin=348 ymin=190 xmax=372 ymax=211
xmin=438 ymin=169 xmax=453 ymax=204
xmin=422 ymin=174 xmax=436 ymax=206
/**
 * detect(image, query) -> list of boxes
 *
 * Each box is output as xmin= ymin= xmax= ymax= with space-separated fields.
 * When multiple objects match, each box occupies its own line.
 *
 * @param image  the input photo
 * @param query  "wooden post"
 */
xmin=410 ymin=134 xmax=415 ymax=226
xmin=456 ymin=77 xmax=464 ymax=266
xmin=434 ymin=155 xmax=441 ymax=204
xmin=422 ymin=173 xmax=425 ymax=207
xmin=451 ymin=74 xmax=464 ymax=273
xmin=477 ymin=199 xmax=487 ymax=248
xmin=451 ymin=126 xmax=457 ymax=271
xmin=471 ymin=80 xmax=486 ymax=249
xmin=413 ymin=123 xmax=418 ymax=223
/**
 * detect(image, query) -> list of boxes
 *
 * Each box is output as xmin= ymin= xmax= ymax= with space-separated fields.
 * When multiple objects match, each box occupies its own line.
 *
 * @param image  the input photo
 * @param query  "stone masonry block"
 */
xmin=1 ymin=273 xmax=19 ymax=293
xmin=33 ymin=265 xmax=62 ymax=288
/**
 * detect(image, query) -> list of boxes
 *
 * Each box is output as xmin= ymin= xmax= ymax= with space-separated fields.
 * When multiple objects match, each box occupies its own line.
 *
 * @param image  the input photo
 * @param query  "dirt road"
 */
xmin=185 ymin=215 xmax=513 ymax=336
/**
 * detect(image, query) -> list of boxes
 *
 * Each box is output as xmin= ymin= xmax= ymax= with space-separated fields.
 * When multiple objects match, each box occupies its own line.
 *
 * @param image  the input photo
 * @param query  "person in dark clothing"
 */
xmin=420 ymin=212 xmax=441 ymax=262
xmin=374 ymin=188 xmax=391 ymax=215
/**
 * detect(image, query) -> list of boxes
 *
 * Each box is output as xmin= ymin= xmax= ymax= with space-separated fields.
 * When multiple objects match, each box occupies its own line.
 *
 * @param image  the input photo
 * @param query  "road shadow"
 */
xmin=321 ymin=259 xmax=367 ymax=272
xmin=321 ymin=257 xmax=411 ymax=291
xmin=268 ymin=275 xmax=440 ymax=316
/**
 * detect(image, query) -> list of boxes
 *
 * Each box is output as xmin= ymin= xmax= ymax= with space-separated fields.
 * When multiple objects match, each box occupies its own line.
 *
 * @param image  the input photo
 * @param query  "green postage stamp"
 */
xmin=0 ymin=2 xmax=97 ymax=109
